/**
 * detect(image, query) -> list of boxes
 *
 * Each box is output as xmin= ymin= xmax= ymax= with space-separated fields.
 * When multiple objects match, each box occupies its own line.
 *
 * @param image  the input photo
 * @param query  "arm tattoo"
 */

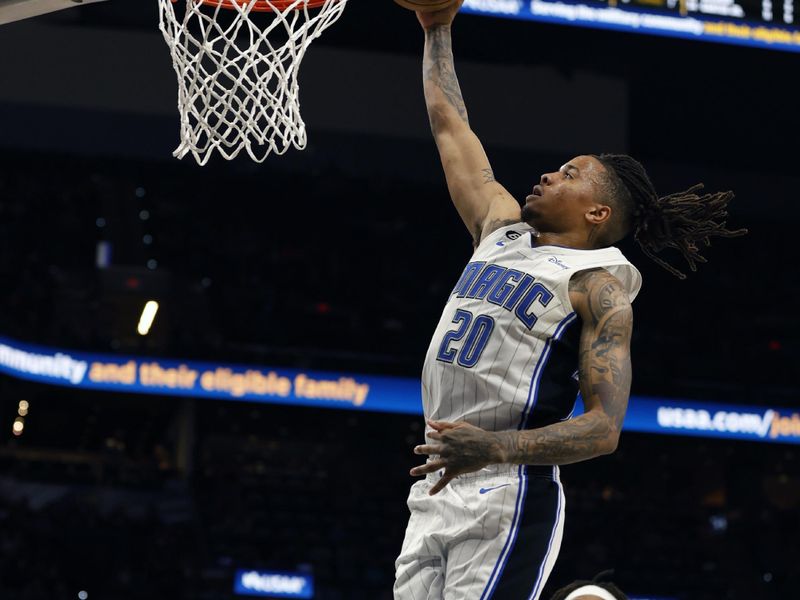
xmin=423 ymin=25 xmax=469 ymax=126
xmin=481 ymin=168 xmax=496 ymax=184
xmin=579 ymin=273 xmax=633 ymax=433
xmin=497 ymin=270 xmax=633 ymax=465
xmin=568 ymin=267 xmax=600 ymax=294
xmin=497 ymin=413 xmax=615 ymax=465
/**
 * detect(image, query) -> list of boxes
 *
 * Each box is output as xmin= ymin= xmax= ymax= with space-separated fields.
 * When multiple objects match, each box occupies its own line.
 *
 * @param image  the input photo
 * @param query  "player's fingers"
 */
xmin=409 ymin=460 xmax=446 ymax=477
xmin=429 ymin=473 xmax=456 ymax=496
xmin=413 ymin=443 xmax=444 ymax=455
xmin=427 ymin=431 xmax=443 ymax=440
xmin=421 ymin=436 xmax=454 ymax=457
xmin=427 ymin=420 xmax=456 ymax=431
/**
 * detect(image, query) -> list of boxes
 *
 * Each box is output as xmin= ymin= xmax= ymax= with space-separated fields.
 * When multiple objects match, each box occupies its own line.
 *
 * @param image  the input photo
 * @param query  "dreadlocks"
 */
xmin=593 ymin=153 xmax=748 ymax=279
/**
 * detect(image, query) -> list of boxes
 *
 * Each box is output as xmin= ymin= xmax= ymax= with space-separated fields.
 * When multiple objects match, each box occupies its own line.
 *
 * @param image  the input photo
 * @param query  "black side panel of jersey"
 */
xmin=524 ymin=317 xmax=582 ymax=430
xmin=489 ymin=473 xmax=561 ymax=600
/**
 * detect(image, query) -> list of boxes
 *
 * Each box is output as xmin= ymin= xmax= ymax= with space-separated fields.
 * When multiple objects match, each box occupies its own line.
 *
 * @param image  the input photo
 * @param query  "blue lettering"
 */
xmin=466 ymin=265 xmax=507 ymax=299
xmin=452 ymin=262 xmax=486 ymax=297
xmin=514 ymin=283 xmax=554 ymax=330
xmin=486 ymin=269 xmax=525 ymax=306
xmin=437 ymin=310 xmax=472 ymax=363
xmin=502 ymin=274 xmax=535 ymax=310
xmin=457 ymin=315 xmax=495 ymax=368
xmin=450 ymin=262 xmax=556 ymax=331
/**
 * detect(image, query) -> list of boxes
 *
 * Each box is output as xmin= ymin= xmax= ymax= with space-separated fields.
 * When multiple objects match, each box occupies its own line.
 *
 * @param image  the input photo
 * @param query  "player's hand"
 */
xmin=410 ymin=420 xmax=511 ymax=495
xmin=417 ymin=0 xmax=464 ymax=31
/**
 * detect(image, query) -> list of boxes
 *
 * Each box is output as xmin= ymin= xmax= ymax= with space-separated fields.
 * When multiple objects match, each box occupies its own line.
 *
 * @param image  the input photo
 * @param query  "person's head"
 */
xmin=522 ymin=153 xmax=747 ymax=278
xmin=521 ymin=155 xmax=613 ymax=243
xmin=548 ymin=571 xmax=628 ymax=600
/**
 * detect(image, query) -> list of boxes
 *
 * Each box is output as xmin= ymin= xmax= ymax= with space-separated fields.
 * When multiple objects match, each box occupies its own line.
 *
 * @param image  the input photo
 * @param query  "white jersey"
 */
xmin=421 ymin=223 xmax=642 ymax=437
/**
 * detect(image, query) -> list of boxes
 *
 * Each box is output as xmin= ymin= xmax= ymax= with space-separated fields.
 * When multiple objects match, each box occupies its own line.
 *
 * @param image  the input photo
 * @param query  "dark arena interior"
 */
xmin=0 ymin=1 xmax=798 ymax=599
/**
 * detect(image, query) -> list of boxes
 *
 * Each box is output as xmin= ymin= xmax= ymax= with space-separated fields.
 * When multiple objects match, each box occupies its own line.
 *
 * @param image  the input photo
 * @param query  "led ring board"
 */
xmin=461 ymin=0 xmax=800 ymax=52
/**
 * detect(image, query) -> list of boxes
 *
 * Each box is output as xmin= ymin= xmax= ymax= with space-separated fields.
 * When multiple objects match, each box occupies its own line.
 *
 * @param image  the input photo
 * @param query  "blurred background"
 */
xmin=0 ymin=1 xmax=798 ymax=599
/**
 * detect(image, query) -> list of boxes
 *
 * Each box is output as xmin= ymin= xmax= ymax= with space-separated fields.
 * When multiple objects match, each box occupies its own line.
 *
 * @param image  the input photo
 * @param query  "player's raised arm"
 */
xmin=418 ymin=1 xmax=521 ymax=246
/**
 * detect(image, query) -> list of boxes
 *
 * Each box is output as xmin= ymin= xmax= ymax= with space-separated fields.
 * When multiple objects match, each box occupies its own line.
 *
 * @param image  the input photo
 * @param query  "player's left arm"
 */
xmin=411 ymin=268 xmax=633 ymax=495
xmin=508 ymin=268 xmax=634 ymax=463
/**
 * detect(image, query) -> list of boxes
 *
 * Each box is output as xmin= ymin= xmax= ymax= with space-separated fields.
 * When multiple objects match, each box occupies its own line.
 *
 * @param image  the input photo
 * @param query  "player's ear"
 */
xmin=585 ymin=203 xmax=612 ymax=226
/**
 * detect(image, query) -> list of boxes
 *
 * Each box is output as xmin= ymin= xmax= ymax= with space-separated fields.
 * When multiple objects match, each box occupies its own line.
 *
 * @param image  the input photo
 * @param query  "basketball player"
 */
xmin=394 ymin=1 xmax=745 ymax=599
xmin=549 ymin=571 xmax=628 ymax=600
xmin=550 ymin=581 xmax=627 ymax=600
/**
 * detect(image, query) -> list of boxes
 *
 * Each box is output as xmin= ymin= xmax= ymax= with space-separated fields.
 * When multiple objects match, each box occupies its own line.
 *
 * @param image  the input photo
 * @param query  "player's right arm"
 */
xmin=419 ymin=1 xmax=521 ymax=247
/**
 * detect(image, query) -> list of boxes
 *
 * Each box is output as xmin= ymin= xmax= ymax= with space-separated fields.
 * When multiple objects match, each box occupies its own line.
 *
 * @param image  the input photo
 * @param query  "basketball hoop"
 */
xmin=196 ymin=0 xmax=328 ymax=10
xmin=158 ymin=0 xmax=348 ymax=165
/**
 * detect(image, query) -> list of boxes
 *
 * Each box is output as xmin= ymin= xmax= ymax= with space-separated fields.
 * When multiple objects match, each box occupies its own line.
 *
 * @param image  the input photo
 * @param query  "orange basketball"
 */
xmin=393 ymin=0 xmax=460 ymax=12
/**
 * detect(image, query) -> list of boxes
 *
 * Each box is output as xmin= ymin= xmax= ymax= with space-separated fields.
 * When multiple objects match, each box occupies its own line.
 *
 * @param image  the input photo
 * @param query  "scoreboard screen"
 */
xmin=462 ymin=0 xmax=800 ymax=52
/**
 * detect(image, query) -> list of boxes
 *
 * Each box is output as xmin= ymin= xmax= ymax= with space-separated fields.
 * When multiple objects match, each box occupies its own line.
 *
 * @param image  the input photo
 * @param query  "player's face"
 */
xmin=521 ymin=155 xmax=607 ymax=232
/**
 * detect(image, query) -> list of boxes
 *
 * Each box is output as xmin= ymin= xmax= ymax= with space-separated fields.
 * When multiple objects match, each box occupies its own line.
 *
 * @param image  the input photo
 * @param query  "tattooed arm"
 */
xmin=411 ymin=268 xmax=633 ymax=494
xmin=503 ymin=268 xmax=633 ymax=463
xmin=418 ymin=2 xmax=520 ymax=247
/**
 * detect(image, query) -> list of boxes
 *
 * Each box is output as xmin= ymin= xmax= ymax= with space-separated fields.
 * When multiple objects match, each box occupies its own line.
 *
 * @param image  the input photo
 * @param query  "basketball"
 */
xmin=393 ymin=0 xmax=460 ymax=12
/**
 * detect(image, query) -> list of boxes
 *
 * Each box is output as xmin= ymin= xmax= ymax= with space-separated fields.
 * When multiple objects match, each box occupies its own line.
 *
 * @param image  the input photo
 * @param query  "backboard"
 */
xmin=0 ymin=0 xmax=108 ymax=26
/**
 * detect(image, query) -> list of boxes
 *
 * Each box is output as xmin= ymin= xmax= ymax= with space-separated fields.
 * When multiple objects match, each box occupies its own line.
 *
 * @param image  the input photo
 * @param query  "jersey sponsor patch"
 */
xmin=548 ymin=256 xmax=571 ymax=270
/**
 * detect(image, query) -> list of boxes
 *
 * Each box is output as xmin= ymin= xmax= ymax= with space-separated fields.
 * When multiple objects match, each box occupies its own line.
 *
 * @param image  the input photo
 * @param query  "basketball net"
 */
xmin=158 ymin=0 xmax=348 ymax=165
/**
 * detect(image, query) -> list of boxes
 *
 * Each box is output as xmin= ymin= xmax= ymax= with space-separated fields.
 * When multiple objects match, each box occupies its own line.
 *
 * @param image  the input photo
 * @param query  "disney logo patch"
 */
xmin=548 ymin=256 xmax=570 ymax=270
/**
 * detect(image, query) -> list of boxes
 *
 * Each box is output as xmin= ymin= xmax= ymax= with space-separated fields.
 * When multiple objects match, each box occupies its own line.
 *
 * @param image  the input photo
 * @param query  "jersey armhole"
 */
xmin=473 ymin=222 xmax=528 ymax=255
xmin=562 ymin=263 xmax=642 ymax=314
xmin=562 ymin=267 xmax=606 ymax=319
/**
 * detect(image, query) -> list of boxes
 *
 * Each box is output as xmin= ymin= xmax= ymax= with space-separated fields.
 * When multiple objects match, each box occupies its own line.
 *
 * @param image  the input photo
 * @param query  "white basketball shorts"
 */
xmin=394 ymin=464 xmax=565 ymax=600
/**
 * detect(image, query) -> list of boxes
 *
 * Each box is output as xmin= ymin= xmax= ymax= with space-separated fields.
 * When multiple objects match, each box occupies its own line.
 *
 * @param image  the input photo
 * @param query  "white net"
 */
xmin=158 ymin=0 xmax=348 ymax=165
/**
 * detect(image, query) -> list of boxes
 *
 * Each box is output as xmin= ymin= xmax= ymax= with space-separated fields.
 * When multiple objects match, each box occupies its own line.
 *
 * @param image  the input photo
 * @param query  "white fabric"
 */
xmin=400 ymin=223 xmax=640 ymax=598
xmin=421 ymin=223 xmax=642 ymax=436
xmin=394 ymin=465 xmax=565 ymax=600
xmin=564 ymin=584 xmax=619 ymax=600
xmin=158 ymin=0 xmax=348 ymax=165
